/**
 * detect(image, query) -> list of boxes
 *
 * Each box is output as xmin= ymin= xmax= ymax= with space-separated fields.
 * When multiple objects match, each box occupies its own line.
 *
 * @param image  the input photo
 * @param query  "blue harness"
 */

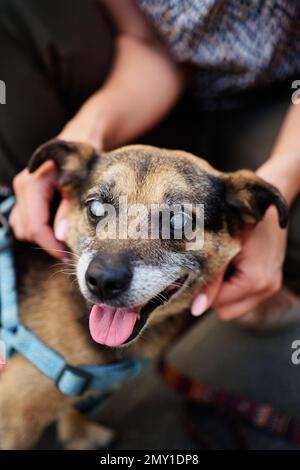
xmin=0 ymin=195 xmax=147 ymax=400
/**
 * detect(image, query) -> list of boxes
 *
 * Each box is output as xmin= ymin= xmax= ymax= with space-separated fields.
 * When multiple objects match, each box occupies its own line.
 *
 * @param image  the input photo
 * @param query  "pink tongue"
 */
xmin=89 ymin=304 xmax=140 ymax=347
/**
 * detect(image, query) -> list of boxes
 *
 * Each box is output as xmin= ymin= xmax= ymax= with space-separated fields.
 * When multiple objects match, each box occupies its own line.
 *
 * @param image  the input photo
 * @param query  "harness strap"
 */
xmin=0 ymin=244 xmax=19 ymax=333
xmin=2 ymin=324 xmax=146 ymax=395
xmin=0 ymin=195 xmax=147 ymax=397
xmin=0 ymin=196 xmax=18 ymax=341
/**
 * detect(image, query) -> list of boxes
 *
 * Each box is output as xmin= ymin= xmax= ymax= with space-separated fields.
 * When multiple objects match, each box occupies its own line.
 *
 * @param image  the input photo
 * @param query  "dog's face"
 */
xmin=29 ymin=141 xmax=288 ymax=348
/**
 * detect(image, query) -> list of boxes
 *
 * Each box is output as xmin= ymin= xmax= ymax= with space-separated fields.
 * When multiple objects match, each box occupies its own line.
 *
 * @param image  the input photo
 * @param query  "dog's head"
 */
xmin=29 ymin=140 xmax=288 ymax=348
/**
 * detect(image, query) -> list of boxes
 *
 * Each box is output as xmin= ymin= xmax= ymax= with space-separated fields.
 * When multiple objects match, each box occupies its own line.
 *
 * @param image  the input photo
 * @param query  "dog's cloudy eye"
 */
xmin=170 ymin=212 xmax=191 ymax=230
xmin=87 ymin=200 xmax=105 ymax=218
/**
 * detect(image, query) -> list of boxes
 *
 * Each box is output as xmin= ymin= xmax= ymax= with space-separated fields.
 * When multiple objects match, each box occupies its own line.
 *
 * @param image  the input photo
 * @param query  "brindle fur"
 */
xmin=0 ymin=142 xmax=288 ymax=449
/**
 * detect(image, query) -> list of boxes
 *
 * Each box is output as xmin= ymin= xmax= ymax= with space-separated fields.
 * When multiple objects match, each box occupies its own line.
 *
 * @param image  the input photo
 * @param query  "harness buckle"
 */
xmin=55 ymin=364 xmax=93 ymax=396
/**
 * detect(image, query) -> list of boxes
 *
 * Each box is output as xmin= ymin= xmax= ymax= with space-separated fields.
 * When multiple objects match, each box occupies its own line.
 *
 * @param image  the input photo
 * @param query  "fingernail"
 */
xmin=55 ymin=219 xmax=68 ymax=241
xmin=191 ymin=294 xmax=208 ymax=317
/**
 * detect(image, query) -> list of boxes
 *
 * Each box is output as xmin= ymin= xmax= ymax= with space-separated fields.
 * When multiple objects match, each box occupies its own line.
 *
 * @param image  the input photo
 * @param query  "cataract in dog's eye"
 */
xmin=170 ymin=212 xmax=190 ymax=230
xmin=87 ymin=199 xmax=106 ymax=219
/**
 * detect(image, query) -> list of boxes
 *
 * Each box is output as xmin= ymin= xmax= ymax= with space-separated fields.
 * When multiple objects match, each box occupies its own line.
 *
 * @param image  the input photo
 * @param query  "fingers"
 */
xmin=9 ymin=165 xmax=67 ymax=260
xmin=215 ymin=291 xmax=271 ymax=320
xmin=31 ymin=225 xmax=66 ymax=259
xmin=191 ymin=263 xmax=282 ymax=321
xmin=212 ymin=269 xmax=250 ymax=306
xmin=54 ymin=199 xmax=70 ymax=241
xmin=213 ymin=266 xmax=275 ymax=307
xmin=9 ymin=204 xmax=66 ymax=259
xmin=212 ymin=269 xmax=282 ymax=320
xmin=191 ymin=271 xmax=225 ymax=317
xmin=8 ymin=206 xmax=24 ymax=239
xmin=201 ymin=205 xmax=287 ymax=321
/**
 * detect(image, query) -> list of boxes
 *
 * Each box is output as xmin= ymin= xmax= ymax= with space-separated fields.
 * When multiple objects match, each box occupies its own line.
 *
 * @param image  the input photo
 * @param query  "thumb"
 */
xmin=191 ymin=271 xmax=225 ymax=317
xmin=54 ymin=199 xmax=70 ymax=242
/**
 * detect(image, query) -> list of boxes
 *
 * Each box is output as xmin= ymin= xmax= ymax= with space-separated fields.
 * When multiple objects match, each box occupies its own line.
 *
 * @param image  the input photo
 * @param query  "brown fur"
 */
xmin=0 ymin=142 xmax=288 ymax=449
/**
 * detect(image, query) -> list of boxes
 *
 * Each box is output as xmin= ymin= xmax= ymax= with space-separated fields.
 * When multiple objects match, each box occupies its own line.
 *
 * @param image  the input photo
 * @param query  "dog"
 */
xmin=0 ymin=140 xmax=288 ymax=449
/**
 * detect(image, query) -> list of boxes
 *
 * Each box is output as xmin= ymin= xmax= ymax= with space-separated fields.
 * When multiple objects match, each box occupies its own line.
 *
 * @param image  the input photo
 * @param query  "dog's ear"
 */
xmin=28 ymin=139 xmax=99 ymax=187
xmin=224 ymin=169 xmax=288 ymax=233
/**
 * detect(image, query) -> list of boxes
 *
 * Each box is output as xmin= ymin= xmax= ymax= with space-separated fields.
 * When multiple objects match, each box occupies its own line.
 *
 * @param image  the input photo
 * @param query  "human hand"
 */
xmin=191 ymin=207 xmax=288 ymax=320
xmin=9 ymin=161 xmax=67 ymax=259
xmin=9 ymin=116 xmax=105 ymax=259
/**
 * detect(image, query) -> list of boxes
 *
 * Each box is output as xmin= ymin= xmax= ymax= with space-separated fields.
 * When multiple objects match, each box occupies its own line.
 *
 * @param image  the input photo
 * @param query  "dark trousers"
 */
xmin=0 ymin=0 xmax=114 ymax=182
xmin=0 ymin=0 xmax=299 ymax=291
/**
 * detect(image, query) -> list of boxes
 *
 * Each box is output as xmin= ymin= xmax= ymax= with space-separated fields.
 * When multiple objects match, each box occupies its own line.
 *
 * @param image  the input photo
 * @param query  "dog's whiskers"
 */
xmin=168 ymin=282 xmax=195 ymax=293
xmin=151 ymin=292 xmax=169 ymax=305
xmin=48 ymin=268 xmax=77 ymax=280
xmin=177 ymin=263 xmax=200 ymax=274
xmin=32 ymin=246 xmax=79 ymax=259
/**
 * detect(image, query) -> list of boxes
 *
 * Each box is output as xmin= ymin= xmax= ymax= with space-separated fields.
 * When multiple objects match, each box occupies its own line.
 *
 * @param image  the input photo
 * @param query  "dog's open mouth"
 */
xmin=88 ymin=275 xmax=188 ymax=347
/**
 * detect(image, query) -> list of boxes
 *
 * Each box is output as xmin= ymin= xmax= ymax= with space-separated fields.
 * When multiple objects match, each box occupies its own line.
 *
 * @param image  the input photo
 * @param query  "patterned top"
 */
xmin=136 ymin=0 xmax=300 ymax=105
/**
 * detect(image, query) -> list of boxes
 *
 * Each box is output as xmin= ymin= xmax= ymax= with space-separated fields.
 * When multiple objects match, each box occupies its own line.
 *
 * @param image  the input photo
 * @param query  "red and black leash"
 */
xmin=157 ymin=312 xmax=300 ymax=449
xmin=158 ymin=358 xmax=300 ymax=448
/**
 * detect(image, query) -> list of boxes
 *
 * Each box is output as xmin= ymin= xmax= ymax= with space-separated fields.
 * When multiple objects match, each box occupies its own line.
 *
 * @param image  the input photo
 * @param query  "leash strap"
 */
xmin=159 ymin=359 xmax=300 ymax=445
xmin=0 ymin=194 xmax=147 ymax=396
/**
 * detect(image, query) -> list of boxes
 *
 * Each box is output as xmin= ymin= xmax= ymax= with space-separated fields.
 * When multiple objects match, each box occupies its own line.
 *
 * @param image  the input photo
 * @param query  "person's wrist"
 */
xmin=91 ymin=89 xmax=123 ymax=150
xmin=58 ymin=90 xmax=115 ymax=150
xmin=58 ymin=115 xmax=105 ymax=151
xmin=257 ymin=154 xmax=300 ymax=205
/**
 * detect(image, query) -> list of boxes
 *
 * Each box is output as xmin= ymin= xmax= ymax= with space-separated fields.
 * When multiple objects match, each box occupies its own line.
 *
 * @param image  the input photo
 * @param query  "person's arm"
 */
xmin=61 ymin=0 xmax=186 ymax=148
xmin=192 ymin=103 xmax=300 ymax=319
xmin=60 ymin=34 xmax=186 ymax=150
xmin=9 ymin=0 xmax=186 ymax=258
xmin=257 ymin=103 xmax=300 ymax=203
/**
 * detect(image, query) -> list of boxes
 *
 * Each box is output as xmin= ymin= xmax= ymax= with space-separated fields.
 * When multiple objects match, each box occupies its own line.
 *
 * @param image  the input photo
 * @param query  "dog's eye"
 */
xmin=87 ymin=200 xmax=105 ymax=218
xmin=170 ymin=212 xmax=191 ymax=230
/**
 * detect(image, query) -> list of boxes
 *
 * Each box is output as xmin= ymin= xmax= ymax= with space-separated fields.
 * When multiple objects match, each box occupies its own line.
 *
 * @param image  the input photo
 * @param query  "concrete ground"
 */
xmin=37 ymin=311 xmax=300 ymax=450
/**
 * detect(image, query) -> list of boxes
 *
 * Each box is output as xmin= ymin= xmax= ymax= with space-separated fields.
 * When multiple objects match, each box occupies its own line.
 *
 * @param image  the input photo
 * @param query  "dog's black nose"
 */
xmin=85 ymin=255 xmax=132 ymax=300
